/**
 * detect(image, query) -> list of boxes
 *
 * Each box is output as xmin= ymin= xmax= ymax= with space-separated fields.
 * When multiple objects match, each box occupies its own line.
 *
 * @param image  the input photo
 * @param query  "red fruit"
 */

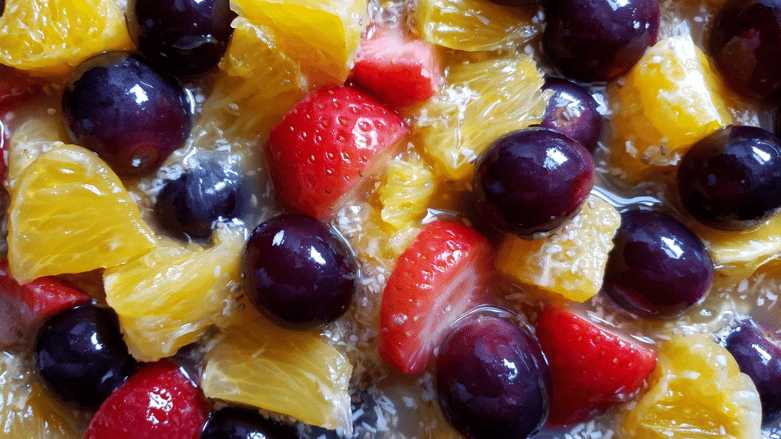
xmin=351 ymin=24 xmax=441 ymax=109
xmin=0 ymin=260 xmax=90 ymax=319
xmin=534 ymin=305 xmax=657 ymax=426
xmin=0 ymin=65 xmax=38 ymax=111
xmin=84 ymin=360 xmax=210 ymax=439
xmin=379 ymin=220 xmax=496 ymax=374
xmin=266 ymin=85 xmax=408 ymax=220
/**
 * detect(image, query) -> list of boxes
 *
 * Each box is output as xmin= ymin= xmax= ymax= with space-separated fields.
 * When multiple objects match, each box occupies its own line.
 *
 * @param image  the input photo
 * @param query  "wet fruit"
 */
xmin=539 ymin=78 xmax=603 ymax=152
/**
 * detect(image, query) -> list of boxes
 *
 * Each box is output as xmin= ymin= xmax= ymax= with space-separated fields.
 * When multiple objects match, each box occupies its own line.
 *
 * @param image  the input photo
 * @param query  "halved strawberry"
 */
xmin=84 ymin=360 xmax=210 ymax=439
xmin=0 ymin=259 xmax=90 ymax=319
xmin=379 ymin=220 xmax=496 ymax=374
xmin=350 ymin=23 xmax=442 ymax=109
xmin=534 ymin=305 xmax=657 ymax=426
xmin=267 ymin=85 xmax=408 ymax=220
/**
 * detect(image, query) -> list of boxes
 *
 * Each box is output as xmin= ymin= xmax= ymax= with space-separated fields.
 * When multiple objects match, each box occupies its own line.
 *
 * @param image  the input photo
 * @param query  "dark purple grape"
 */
xmin=34 ymin=304 xmax=137 ymax=410
xmin=155 ymin=162 xmax=240 ymax=240
xmin=62 ymin=52 xmax=192 ymax=177
xmin=0 ymin=0 xmax=5 ymax=17
xmin=201 ymin=407 xmax=299 ymax=439
xmin=708 ymin=0 xmax=781 ymax=104
xmin=677 ymin=125 xmax=781 ymax=231
xmin=436 ymin=315 xmax=550 ymax=439
xmin=723 ymin=319 xmax=781 ymax=425
xmin=603 ymin=210 xmax=714 ymax=319
xmin=542 ymin=0 xmax=660 ymax=82
xmin=776 ymin=108 xmax=780 ymax=136
xmin=127 ymin=0 xmax=236 ymax=77
xmin=539 ymin=78 xmax=603 ymax=152
xmin=473 ymin=128 xmax=594 ymax=237
xmin=486 ymin=0 xmax=540 ymax=5
xmin=243 ymin=214 xmax=357 ymax=329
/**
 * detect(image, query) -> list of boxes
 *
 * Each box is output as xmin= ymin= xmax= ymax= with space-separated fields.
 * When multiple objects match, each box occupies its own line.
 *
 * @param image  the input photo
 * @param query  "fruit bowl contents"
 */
xmin=1 ymin=0 xmax=781 ymax=438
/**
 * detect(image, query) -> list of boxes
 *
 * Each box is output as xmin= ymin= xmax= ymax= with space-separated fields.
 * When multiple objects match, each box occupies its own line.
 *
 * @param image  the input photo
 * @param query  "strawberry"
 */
xmin=379 ymin=220 xmax=496 ymax=374
xmin=266 ymin=84 xmax=408 ymax=220
xmin=0 ymin=65 xmax=39 ymax=111
xmin=84 ymin=360 xmax=210 ymax=439
xmin=350 ymin=23 xmax=441 ymax=109
xmin=534 ymin=305 xmax=657 ymax=426
xmin=0 ymin=259 xmax=90 ymax=319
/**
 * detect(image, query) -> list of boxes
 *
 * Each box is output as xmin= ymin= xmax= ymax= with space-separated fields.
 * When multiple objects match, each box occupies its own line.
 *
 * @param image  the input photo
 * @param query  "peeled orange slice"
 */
xmin=104 ymin=226 xmax=245 ymax=361
xmin=5 ymin=115 xmax=69 ymax=189
xmin=379 ymin=155 xmax=436 ymax=230
xmin=8 ymin=144 xmax=156 ymax=283
xmin=201 ymin=308 xmax=353 ymax=432
xmin=0 ymin=0 xmax=133 ymax=77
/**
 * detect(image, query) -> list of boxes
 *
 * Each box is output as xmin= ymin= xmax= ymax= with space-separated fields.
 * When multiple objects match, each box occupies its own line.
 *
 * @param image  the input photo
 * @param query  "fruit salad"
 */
xmin=1 ymin=0 xmax=781 ymax=437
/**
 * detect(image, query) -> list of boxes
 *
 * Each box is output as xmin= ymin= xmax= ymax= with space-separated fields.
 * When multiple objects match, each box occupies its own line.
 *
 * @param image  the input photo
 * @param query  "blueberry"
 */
xmin=127 ymin=0 xmax=236 ymax=77
xmin=708 ymin=0 xmax=781 ymax=104
xmin=677 ymin=125 xmax=781 ymax=231
xmin=201 ymin=407 xmax=299 ymax=439
xmin=62 ymin=52 xmax=192 ymax=177
xmin=473 ymin=128 xmax=594 ymax=237
xmin=603 ymin=210 xmax=714 ymax=319
xmin=539 ymin=78 xmax=603 ymax=152
xmin=155 ymin=162 xmax=240 ymax=240
xmin=34 ymin=304 xmax=137 ymax=410
xmin=436 ymin=315 xmax=550 ymax=439
xmin=243 ymin=214 xmax=357 ymax=329
xmin=542 ymin=0 xmax=660 ymax=82
xmin=723 ymin=319 xmax=781 ymax=426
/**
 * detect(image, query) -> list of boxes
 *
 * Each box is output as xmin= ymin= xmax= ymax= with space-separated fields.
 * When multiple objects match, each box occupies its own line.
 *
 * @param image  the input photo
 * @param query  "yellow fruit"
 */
xmin=8 ymin=144 xmax=156 ymax=283
xmin=104 ymin=226 xmax=245 ymax=361
xmin=201 ymin=307 xmax=352 ymax=432
xmin=230 ymin=0 xmax=366 ymax=86
xmin=0 ymin=0 xmax=133 ymax=77
xmin=413 ymin=52 xmax=548 ymax=181
xmin=0 ymin=351 xmax=85 ymax=438
xmin=379 ymin=155 xmax=436 ymax=230
xmin=618 ymin=333 xmax=761 ymax=439
xmin=608 ymin=36 xmax=734 ymax=182
xmin=5 ymin=115 xmax=69 ymax=190
xmin=687 ymin=211 xmax=781 ymax=285
xmin=197 ymin=17 xmax=308 ymax=142
xmin=496 ymin=195 xmax=621 ymax=302
xmin=414 ymin=0 xmax=540 ymax=51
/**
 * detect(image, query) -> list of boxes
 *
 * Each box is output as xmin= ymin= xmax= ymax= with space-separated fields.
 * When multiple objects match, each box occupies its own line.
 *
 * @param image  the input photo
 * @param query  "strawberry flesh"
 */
xmin=351 ymin=24 xmax=441 ymax=109
xmin=267 ymin=85 xmax=408 ymax=219
xmin=379 ymin=220 xmax=496 ymax=374
xmin=84 ymin=360 xmax=210 ymax=439
xmin=535 ymin=305 xmax=657 ymax=425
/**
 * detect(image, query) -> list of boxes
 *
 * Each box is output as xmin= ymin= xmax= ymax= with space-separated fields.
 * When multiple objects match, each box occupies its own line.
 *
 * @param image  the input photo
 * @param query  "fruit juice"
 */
xmin=0 ymin=0 xmax=781 ymax=437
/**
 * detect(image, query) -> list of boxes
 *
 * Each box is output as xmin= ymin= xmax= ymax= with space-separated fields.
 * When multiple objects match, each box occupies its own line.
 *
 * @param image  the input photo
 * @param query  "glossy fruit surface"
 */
xmin=266 ymin=85 xmax=407 ymax=219
xmin=677 ymin=125 xmax=781 ymax=231
xmin=7 ymin=144 xmax=156 ymax=283
xmin=619 ymin=333 xmax=761 ymax=439
xmin=473 ymin=128 xmax=594 ymax=236
xmin=201 ymin=407 xmax=300 ymax=439
xmin=379 ymin=220 xmax=495 ymax=374
xmin=723 ymin=319 xmax=781 ymax=425
xmin=0 ymin=0 xmax=132 ymax=76
xmin=708 ymin=0 xmax=781 ymax=104
xmin=436 ymin=315 xmax=550 ymax=439
xmin=539 ymin=78 xmax=602 ymax=152
xmin=127 ymin=0 xmax=236 ymax=76
xmin=62 ymin=52 xmax=191 ymax=177
xmin=155 ymin=162 xmax=240 ymax=240
xmin=603 ymin=210 xmax=714 ymax=319
xmin=542 ymin=0 xmax=660 ymax=81
xmin=84 ymin=360 xmax=209 ymax=439
xmin=535 ymin=306 xmax=657 ymax=425
xmin=34 ymin=304 xmax=137 ymax=410
xmin=243 ymin=214 xmax=357 ymax=329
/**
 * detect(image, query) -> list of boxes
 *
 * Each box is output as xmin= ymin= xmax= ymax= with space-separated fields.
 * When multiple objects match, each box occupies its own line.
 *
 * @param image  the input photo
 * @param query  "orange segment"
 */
xmin=5 ymin=114 xmax=69 ymax=190
xmin=608 ymin=36 xmax=734 ymax=182
xmin=230 ymin=0 xmax=366 ymax=86
xmin=496 ymin=195 xmax=621 ymax=302
xmin=413 ymin=52 xmax=548 ymax=181
xmin=618 ymin=333 xmax=761 ymax=439
xmin=104 ymin=226 xmax=245 ymax=362
xmin=378 ymin=155 xmax=436 ymax=230
xmin=8 ymin=144 xmax=156 ymax=283
xmin=201 ymin=307 xmax=352 ymax=432
xmin=414 ymin=0 xmax=540 ymax=51
xmin=0 ymin=0 xmax=133 ymax=77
